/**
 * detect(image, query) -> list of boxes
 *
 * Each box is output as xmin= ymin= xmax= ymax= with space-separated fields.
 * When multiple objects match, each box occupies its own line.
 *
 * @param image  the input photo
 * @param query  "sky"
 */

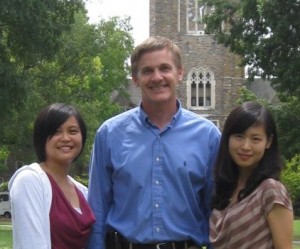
xmin=85 ymin=0 xmax=149 ymax=45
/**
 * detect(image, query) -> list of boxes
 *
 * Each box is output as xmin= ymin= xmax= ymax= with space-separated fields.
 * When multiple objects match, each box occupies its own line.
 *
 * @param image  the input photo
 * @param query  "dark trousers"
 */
xmin=105 ymin=231 xmax=204 ymax=249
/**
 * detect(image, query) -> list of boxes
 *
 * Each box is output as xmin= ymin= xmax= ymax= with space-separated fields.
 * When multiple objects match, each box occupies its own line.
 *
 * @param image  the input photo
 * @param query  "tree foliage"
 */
xmin=0 ymin=0 xmax=84 ymax=62
xmin=0 ymin=146 xmax=9 ymax=173
xmin=236 ymin=86 xmax=260 ymax=104
xmin=201 ymin=0 xmax=300 ymax=97
xmin=281 ymin=154 xmax=300 ymax=203
xmin=271 ymin=97 xmax=300 ymax=160
xmin=0 ymin=5 xmax=135 ymax=177
xmin=0 ymin=0 xmax=85 ymax=142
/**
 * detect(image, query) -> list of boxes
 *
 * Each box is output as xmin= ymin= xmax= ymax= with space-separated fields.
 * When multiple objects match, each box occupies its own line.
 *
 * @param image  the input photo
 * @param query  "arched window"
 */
xmin=187 ymin=68 xmax=216 ymax=109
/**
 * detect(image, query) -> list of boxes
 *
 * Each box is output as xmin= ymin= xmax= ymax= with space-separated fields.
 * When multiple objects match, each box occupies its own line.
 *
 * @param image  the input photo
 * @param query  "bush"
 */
xmin=281 ymin=154 xmax=300 ymax=203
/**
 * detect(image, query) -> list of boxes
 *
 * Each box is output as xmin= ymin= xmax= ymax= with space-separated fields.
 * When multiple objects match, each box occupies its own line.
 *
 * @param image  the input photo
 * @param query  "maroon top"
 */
xmin=47 ymin=174 xmax=95 ymax=249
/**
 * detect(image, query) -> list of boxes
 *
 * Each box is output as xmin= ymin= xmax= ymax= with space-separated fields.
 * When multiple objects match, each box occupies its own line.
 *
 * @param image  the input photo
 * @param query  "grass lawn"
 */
xmin=294 ymin=219 xmax=300 ymax=240
xmin=0 ymin=220 xmax=12 ymax=249
xmin=1 ymin=218 xmax=300 ymax=248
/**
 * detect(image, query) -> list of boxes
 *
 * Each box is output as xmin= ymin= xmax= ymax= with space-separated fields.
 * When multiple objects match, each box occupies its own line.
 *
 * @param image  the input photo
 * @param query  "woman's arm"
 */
xmin=10 ymin=169 xmax=51 ymax=249
xmin=268 ymin=203 xmax=293 ymax=249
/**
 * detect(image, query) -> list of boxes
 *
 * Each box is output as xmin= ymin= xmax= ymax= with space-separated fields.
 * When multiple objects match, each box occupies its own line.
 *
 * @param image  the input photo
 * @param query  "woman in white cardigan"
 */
xmin=9 ymin=103 xmax=95 ymax=249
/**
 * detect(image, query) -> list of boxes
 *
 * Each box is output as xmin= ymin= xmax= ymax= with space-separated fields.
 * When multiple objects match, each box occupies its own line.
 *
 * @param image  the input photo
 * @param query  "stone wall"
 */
xmin=149 ymin=0 xmax=245 ymax=128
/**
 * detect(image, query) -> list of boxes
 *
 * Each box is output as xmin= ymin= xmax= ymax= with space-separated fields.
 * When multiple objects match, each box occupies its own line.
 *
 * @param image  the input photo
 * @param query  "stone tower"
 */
xmin=149 ymin=0 xmax=245 ymax=127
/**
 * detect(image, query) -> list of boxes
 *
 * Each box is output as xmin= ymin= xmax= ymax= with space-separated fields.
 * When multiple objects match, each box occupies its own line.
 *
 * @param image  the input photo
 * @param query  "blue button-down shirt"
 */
xmin=87 ymin=101 xmax=221 ymax=249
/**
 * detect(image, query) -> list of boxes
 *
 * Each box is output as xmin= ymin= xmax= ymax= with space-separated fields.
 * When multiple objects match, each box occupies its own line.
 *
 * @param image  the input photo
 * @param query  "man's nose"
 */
xmin=151 ymin=69 xmax=163 ymax=81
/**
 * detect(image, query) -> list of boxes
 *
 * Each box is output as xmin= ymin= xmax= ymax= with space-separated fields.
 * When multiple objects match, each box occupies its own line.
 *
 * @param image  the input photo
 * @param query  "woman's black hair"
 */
xmin=33 ymin=103 xmax=87 ymax=162
xmin=211 ymin=101 xmax=283 ymax=210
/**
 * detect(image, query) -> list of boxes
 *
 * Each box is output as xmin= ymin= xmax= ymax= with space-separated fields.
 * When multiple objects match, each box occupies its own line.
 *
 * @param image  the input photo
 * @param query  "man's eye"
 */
xmin=160 ymin=66 xmax=171 ymax=72
xmin=142 ymin=69 xmax=152 ymax=74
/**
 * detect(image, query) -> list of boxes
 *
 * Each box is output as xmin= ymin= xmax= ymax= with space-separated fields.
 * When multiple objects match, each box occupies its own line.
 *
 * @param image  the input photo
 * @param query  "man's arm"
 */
xmin=87 ymin=126 xmax=113 ymax=249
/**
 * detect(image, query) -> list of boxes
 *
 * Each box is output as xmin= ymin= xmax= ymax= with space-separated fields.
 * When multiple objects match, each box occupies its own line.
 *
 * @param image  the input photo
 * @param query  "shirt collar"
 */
xmin=138 ymin=99 xmax=182 ymax=128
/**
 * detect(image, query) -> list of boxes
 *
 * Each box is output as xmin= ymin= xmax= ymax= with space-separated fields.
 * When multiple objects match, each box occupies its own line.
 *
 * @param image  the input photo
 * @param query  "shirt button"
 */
xmin=156 ymin=227 xmax=160 ymax=232
xmin=156 ymin=157 xmax=160 ymax=162
xmin=155 ymin=203 xmax=159 ymax=208
xmin=155 ymin=180 xmax=159 ymax=185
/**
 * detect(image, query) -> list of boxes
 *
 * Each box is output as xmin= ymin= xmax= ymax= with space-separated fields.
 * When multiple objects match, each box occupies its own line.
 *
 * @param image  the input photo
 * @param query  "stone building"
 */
xmin=129 ymin=0 xmax=246 ymax=128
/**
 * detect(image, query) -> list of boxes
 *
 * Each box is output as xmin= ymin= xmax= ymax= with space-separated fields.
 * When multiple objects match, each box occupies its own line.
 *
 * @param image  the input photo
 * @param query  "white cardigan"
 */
xmin=8 ymin=162 xmax=88 ymax=249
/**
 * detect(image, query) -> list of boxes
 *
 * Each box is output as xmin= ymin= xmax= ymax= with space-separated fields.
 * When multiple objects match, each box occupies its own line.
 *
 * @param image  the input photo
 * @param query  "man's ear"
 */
xmin=132 ymin=75 xmax=139 ymax=87
xmin=178 ymin=68 xmax=184 ymax=82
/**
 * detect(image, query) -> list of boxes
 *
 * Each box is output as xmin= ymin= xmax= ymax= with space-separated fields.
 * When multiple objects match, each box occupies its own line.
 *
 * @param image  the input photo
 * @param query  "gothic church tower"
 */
xmin=150 ymin=0 xmax=245 ymax=127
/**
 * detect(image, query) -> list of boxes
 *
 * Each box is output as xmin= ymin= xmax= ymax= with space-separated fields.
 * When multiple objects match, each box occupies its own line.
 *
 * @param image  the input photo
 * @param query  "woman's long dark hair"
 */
xmin=211 ymin=101 xmax=283 ymax=210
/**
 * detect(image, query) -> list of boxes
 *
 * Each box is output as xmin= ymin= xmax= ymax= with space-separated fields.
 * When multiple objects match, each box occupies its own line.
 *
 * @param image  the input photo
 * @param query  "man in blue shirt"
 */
xmin=87 ymin=36 xmax=221 ymax=249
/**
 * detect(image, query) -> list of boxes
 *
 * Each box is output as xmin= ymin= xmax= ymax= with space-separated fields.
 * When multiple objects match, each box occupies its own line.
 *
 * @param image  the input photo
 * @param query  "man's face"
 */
xmin=132 ymin=48 xmax=183 ymax=106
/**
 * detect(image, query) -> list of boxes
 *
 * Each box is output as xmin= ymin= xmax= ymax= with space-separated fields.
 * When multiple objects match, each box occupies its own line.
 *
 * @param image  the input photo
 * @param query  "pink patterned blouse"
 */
xmin=210 ymin=178 xmax=293 ymax=249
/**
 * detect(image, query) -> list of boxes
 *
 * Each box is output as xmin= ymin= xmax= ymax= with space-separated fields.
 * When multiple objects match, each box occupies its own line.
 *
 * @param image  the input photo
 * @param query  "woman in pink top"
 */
xmin=9 ymin=103 xmax=95 ymax=249
xmin=209 ymin=101 xmax=293 ymax=249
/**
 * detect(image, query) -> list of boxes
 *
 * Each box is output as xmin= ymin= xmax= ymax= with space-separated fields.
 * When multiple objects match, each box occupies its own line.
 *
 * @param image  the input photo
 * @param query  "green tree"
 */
xmin=0 ymin=0 xmax=84 ymax=62
xmin=3 ymin=13 xmax=134 ymax=177
xmin=201 ymin=0 xmax=300 ymax=97
xmin=281 ymin=155 xmax=300 ymax=205
xmin=236 ymin=86 xmax=258 ymax=104
xmin=0 ymin=0 xmax=85 ymax=143
xmin=272 ymin=97 xmax=300 ymax=160
xmin=0 ymin=146 xmax=9 ymax=173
